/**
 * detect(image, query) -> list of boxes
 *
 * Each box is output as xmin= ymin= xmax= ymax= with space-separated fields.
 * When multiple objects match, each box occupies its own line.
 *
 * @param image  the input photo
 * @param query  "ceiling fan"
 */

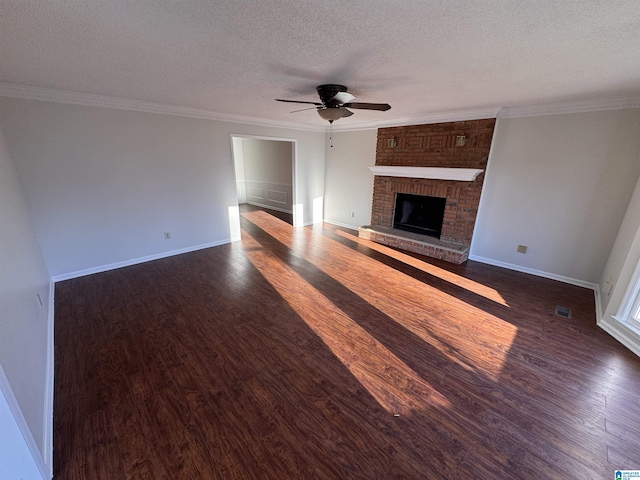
xmin=276 ymin=84 xmax=391 ymax=123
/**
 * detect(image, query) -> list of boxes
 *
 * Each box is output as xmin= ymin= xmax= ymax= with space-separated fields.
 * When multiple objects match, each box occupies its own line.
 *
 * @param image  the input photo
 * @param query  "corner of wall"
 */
xmin=597 ymin=316 xmax=640 ymax=357
xmin=0 ymin=364 xmax=50 ymax=479
xmin=43 ymin=279 xmax=55 ymax=476
xmin=593 ymin=284 xmax=603 ymax=323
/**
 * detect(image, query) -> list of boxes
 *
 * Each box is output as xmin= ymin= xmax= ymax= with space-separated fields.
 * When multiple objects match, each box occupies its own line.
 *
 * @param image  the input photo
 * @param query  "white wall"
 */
xmin=232 ymin=137 xmax=247 ymax=204
xmin=472 ymin=110 xmax=640 ymax=284
xmin=0 ymin=119 xmax=52 ymax=477
xmin=241 ymin=138 xmax=293 ymax=213
xmin=597 ymin=171 xmax=640 ymax=354
xmin=599 ymin=174 xmax=640 ymax=314
xmin=242 ymin=138 xmax=292 ymax=185
xmin=0 ymin=375 xmax=44 ymax=480
xmin=0 ymin=98 xmax=325 ymax=277
xmin=323 ymin=129 xmax=377 ymax=229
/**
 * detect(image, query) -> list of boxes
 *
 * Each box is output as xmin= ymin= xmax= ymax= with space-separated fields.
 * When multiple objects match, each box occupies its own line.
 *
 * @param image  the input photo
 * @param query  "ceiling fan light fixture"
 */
xmin=317 ymin=107 xmax=346 ymax=122
xmin=277 ymin=85 xmax=390 ymax=122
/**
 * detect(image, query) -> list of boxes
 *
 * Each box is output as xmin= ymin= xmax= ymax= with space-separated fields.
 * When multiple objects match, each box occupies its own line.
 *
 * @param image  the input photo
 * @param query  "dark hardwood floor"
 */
xmin=240 ymin=203 xmax=293 ymax=225
xmin=54 ymin=208 xmax=640 ymax=479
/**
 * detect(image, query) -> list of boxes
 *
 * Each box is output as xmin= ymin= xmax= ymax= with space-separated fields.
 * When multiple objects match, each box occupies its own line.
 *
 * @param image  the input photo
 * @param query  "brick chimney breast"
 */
xmin=364 ymin=118 xmax=496 ymax=263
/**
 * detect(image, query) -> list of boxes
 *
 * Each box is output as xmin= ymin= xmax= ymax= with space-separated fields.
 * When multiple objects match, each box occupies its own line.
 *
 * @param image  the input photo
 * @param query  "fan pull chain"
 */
xmin=329 ymin=120 xmax=333 ymax=148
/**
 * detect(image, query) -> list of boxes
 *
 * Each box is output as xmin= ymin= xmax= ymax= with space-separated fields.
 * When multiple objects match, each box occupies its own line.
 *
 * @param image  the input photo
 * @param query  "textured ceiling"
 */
xmin=1 ymin=0 xmax=639 ymax=127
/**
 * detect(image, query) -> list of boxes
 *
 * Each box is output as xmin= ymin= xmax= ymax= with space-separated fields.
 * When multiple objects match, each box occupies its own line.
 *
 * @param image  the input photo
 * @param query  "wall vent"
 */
xmin=554 ymin=305 xmax=572 ymax=319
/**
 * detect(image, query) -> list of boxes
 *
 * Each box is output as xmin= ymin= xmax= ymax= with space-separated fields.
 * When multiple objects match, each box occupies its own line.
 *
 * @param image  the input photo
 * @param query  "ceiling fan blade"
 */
xmin=276 ymin=99 xmax=322 ymax=106
xmin=331 ymin=91 xmax=356 ymax=104
xmin=342 ymin=108 xmax=354 ymax=117
xmin=289 ymin=106 xmax=318 ymax=113
xmin=343 ymin=102 xmax=391 ymax=111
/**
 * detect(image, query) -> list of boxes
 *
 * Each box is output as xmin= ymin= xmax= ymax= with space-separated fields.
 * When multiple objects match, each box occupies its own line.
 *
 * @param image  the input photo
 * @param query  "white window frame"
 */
xmin=614 ymin=257 xmax=640 ymax=332
xmin=629 ymin=295 xmax=640 ymax=330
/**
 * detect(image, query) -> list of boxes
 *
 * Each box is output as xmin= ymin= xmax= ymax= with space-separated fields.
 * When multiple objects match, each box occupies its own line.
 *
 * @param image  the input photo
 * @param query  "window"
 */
xmin=629 ymin=292 xmax=640 ymax=330
xmin=614 ymin=257 xmax=640 ymax=332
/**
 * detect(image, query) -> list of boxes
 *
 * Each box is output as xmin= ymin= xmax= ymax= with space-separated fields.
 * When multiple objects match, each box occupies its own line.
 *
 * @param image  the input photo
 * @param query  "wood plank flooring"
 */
xmin=54 ymin=205 xmax=640 ymax=479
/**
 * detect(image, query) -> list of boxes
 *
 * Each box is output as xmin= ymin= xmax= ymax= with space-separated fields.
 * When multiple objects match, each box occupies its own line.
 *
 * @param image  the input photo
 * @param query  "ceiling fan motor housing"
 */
xmin=317 ymin=84 xmax=348 ymax=106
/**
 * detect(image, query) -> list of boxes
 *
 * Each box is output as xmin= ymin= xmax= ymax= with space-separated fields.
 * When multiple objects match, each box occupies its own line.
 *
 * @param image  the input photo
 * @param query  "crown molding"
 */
xmin=2 ymin=82 xmax=639 ymax=133
xmin=332 ymin=107 xmax=501 ymax=132
xmin=0 ymin=82 xmax=325 ymax=132
xmin=497 ymin=94 xmax=640 ymax=119
xmin=334 ymin=94 xmax=640 ymax=131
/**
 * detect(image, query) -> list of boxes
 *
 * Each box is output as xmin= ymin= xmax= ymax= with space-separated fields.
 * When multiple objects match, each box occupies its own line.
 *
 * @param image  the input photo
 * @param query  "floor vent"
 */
xmin=554 ymin=305 xmax=572 ymax=319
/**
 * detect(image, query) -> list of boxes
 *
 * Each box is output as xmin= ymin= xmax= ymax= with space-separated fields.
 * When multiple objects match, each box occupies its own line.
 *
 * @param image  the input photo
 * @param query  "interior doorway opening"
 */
xmin=231 ymin=135 xmax=298 ymax=227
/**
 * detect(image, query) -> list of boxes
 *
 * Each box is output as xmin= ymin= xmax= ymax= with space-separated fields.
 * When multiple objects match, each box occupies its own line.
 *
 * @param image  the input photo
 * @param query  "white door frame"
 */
xmin=229 ymin=134 xmax=300 ymax=227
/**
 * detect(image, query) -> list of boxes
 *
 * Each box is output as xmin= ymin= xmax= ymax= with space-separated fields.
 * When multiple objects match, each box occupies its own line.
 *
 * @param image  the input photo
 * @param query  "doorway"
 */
xmin=231 ymin=135 xmax=297 ymax=227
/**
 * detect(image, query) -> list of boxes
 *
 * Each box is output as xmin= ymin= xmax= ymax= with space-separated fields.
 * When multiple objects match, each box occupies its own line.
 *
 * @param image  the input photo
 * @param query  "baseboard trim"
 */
xmin=598 ymin=317 xmax=640 ymax=357
xmin=468 ymin=255 xmax=599 ymax=290
xmin=593 ymin=285 xmax=603 ymax=323
xmin=0 ymin=364 xmax=50 ymax=479
xmin=323 ymin=219 xmax=360 ymax=231
xmin=51 ymin=240 xmax=230 ymax=282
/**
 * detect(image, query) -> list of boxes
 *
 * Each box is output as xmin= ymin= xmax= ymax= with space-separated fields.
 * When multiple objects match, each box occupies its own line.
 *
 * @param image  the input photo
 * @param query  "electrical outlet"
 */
xmin=164 ymin=232 xmax=171 ymax=240
xmin=351 ymin=211 xmax=355 ymax=218
xmin=517 ymin=245 xmax=527 ymax=254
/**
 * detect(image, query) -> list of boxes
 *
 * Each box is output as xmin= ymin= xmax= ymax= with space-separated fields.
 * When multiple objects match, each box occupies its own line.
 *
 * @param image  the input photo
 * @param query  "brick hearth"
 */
xmin=359 ymin=225 xmax=470 ymax=263
xmin=361 ymin=118 xmax=496 ymax=264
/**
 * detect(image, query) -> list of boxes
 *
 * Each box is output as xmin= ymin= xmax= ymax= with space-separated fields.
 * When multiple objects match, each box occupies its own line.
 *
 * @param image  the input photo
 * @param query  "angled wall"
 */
xmin=0 ymin=118 xmax=52 ymax=477
xmin=472 ymin=110 xmax=640 ymax=285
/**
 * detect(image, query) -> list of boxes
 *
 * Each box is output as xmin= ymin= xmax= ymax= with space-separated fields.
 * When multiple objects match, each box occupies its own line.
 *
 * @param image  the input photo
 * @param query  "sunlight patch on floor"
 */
xmin=242 ymin=230 xmax=451 ymax=415
xmin=333 ymin=228 xmax=509 ymax=307
xmin=241 ymin=210 xmax=518 ymax=380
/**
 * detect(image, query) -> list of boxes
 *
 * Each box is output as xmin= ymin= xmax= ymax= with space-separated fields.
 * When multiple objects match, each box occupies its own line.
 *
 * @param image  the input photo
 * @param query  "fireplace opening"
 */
xmin=393 ymin=193 xmax=446 ymax=239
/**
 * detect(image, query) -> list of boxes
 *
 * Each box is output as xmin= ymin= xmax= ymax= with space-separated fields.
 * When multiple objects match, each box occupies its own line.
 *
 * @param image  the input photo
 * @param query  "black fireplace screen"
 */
xmin=392 ymin=193 xmax=446 ymax=239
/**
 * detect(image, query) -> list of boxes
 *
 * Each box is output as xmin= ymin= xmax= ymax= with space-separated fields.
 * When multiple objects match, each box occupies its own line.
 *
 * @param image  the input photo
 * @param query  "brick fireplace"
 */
xmin=359 ymin=118 xmax=496 ymax=264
